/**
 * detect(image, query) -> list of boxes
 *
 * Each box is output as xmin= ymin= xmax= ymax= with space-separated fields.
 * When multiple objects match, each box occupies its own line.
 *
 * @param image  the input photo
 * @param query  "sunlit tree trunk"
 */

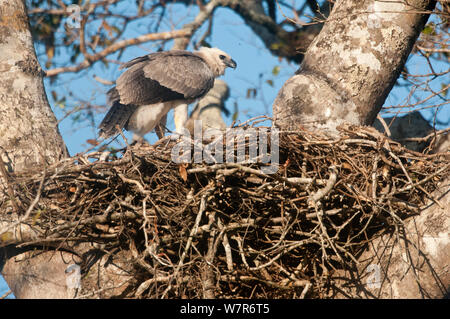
xmin=273 ymin=0 xmax=436 ymax=132
xmin=0 ymin=0 xmax=70 ymax=298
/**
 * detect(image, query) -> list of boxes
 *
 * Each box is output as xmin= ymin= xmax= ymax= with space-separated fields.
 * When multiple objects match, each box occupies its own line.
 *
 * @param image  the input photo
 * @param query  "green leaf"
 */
xmin=270 ymin=42 xmax=281 ymax=50
xmin=232 ymin=102 xmax=239 ymax=122
xmin=56 ymin=97 xmax=66 ymax=109
xmin=422 ymin=24 xmax=435 ymax=35
xmin=442 ymin=83 xmax=449 ymax=97
xmin=272 ymin=66 xmax=280 ymax=76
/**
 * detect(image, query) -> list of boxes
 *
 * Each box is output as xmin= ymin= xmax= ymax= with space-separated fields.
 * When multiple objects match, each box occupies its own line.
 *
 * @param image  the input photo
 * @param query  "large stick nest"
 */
xmin=1 ymin=123 xmax=449 ymax=298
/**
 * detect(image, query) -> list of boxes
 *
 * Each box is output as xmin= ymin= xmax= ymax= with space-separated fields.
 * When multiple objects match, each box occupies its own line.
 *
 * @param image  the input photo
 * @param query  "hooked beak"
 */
xmin=226 ymin=58 xmax=237 ymax=69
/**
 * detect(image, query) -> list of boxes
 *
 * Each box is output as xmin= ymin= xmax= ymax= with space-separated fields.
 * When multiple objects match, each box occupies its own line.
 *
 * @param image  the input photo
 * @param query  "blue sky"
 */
xmin=1 ymin=1 xmax=448 ymax=298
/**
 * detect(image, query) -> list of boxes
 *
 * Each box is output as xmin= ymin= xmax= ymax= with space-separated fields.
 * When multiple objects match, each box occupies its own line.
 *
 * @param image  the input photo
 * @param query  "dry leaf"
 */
xmin=86 ymin=139 xmax=99 ymax=146
xmin=342 ymin=162 xmax=352 ymax=170
xmin=0 ymin=232 xmax=13 ymax=243
xmin=179 ymin=163 xmax=188 ymax=182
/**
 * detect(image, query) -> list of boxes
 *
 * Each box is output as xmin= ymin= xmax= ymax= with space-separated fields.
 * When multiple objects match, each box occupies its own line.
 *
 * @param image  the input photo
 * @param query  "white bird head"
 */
xmin=197 ymin=47 xmax=237 ymax=77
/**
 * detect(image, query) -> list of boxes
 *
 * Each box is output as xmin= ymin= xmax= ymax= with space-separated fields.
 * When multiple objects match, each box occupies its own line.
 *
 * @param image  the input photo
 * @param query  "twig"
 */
xmin=232 ymin=234 xmax=250 ymax=269
xmin=248 ymin=240 xmax=316 ymax=271
xmin=399 ymin=127 xmax=450 ymax=143
xmin=218 ymin=218 xmax=233 ymax=271
xmin=389 ymin=151 xmax=413 ymax=185
xmin=220 ymin=274 xmax=310 ymax=290
xmin=136 ymin=275 xmax=190 ymax=297
xmin=399 ymin=162 xmax=450 ymax=192
xmin=203 ymin=212 xmax=217 ymax=298
xmin=0 ymin=171 xmax=46 ymax=237
xmin=308 ymin=165 xmax=338 ymax=205
xmin=299 ymin=282 xmax=311 ymax=299
xmin=376 ymin=115 xmax=392 ymax=137
xmin=161 ymin=187 xmax=213 ymax=298
xmin=117 ymin=173 xmax=150 ymax=195
xmin=0 ymin=290 xmax=12 ymax=299
xmin=46 ymin=30 xmax=191 ymax=77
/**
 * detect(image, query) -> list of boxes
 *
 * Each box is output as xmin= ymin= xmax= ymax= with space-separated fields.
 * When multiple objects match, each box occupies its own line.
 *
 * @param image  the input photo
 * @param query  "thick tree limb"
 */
xmin=222 ymin=0 xmax=324 ymax=62
xmin=273 ymin=0 xmax=437 ymax=133
xmin=46 ymin=29 xmax=191 ymax=77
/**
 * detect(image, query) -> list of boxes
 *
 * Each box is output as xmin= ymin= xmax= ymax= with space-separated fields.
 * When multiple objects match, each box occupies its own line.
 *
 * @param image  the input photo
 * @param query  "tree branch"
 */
xmin=45 ymin=29 xmax=191 ymax=77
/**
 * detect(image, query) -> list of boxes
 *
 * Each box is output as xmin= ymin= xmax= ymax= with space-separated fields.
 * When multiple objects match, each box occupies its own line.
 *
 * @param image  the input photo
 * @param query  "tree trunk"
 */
xmin=0 ymin=0 xmax=70 ymax=298
xmin=0 ymin=1 xmax=136 ymax=299
xmin=273 ymin=0 xmax=436 ymax=133
xmin=0 ymin=0 xmax=67 ymax=171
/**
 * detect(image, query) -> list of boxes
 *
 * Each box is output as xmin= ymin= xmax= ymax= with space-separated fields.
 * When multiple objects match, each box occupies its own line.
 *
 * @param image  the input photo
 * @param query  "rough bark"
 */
xmin=0 ymin=249 xmax=81 ymax=299
xmin=0 ymin=0 xmax=67 ymax=171
xmin=0 ymin=0 xmax=71 ymax=298
xmin=273 ymin=0 xmax=436 ymax=133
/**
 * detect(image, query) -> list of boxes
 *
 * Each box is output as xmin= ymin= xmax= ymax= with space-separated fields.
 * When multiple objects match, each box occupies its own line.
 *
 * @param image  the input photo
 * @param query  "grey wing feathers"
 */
xmin=119 ymin=55 xmax=150 ymax=70
xmin=106 ymin=87 xmax=120 ymax=105
xmin=112 ymin=51 xmax=214 ymax=106
xmin=143 ymin=52 xmax=215 ymax=100
xmin=98 ymin=100 xmax=138 ymax=138
xmin=99 ymin=50 xmax=215 ymax=139
xmin=115 ymin=61 xmax=185 ymax=105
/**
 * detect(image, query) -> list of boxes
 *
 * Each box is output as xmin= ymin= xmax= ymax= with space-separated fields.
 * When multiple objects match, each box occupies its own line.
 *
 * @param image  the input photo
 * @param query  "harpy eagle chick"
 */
xmin=98 ymin=47 xmax=237 ymax=140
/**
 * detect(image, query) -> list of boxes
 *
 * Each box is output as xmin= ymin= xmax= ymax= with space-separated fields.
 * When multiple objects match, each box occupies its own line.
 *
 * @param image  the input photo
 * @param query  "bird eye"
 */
xmin=219 ymin=55 xmax=226 ymax=60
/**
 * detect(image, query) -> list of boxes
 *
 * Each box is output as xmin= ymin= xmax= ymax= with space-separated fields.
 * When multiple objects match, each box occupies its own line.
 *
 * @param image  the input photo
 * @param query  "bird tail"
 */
xmin=98 ymin=100 xmax=137 ymax=139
